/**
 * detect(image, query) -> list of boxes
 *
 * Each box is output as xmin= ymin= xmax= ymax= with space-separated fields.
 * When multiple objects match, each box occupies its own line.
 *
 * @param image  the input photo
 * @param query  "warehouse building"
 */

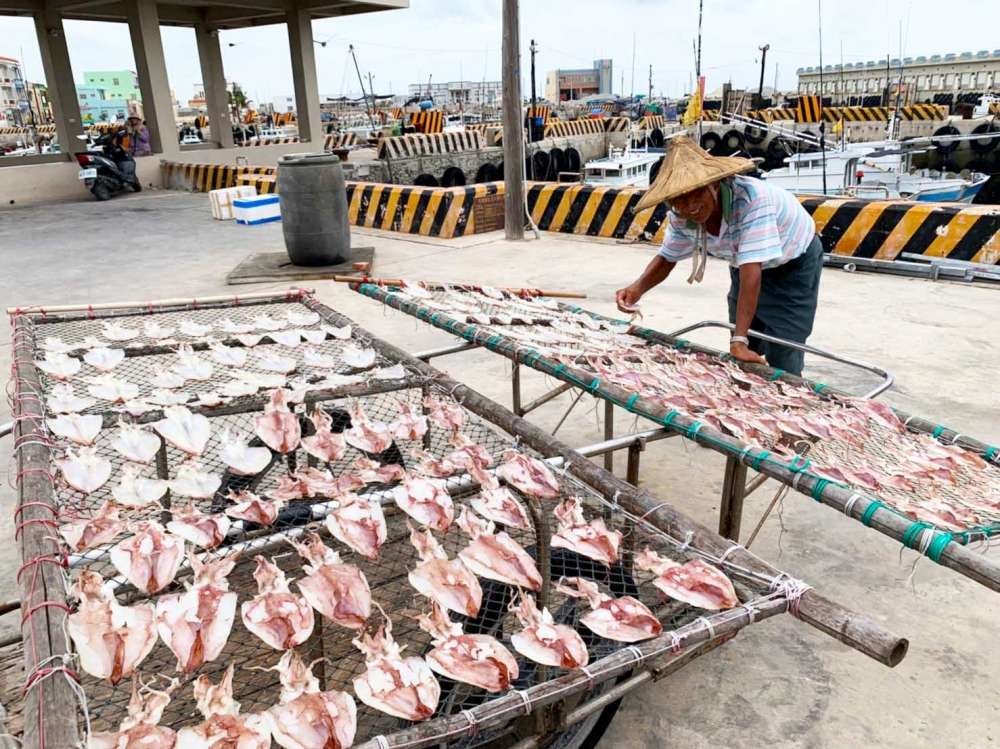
xmin=544 ymin=59 xmax=613 ymax=102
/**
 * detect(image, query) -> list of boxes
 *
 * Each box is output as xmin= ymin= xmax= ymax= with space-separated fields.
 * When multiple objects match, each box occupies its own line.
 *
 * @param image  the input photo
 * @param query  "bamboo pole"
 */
xmin=353 ymin=284 xmax=1000 ymax=594
xmin=6 ymin=288 xmax=313 ymax=317
xmin=328 ymin=275 xmax=587 ymax=299
xmin=304 ymin=294 xmax=910 ymax=667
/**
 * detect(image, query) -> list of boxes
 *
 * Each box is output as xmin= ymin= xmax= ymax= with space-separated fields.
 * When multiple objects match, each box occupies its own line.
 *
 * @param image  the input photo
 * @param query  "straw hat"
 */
xmin=634 ymin=135 xmax=755 ymax=212
xmin=126 ymin=101 xmax=144 ymax=121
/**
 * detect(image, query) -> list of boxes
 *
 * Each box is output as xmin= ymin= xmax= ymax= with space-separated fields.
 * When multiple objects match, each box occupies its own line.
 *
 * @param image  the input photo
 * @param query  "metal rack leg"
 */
xmin=603 ymin=401 xmax=614 ymax=473
xmin=718 ymin=457 xmax=747 ymax=541
xmin=625 ymin=440 xmax=644 ymax=486
xmin=512 ymin=363 xmax=522 ymax=416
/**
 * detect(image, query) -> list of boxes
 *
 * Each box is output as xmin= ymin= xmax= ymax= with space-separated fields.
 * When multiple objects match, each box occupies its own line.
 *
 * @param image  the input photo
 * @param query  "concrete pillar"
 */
xmin=286 ymin=7 xmax=322 ymax=143
xmin=127 ymin=0 xmax=177 ymax=155
xmin=195 ymin=23 xmax=234 ymax=149
xmin=33 ymin=10 xmax=84 ymax=154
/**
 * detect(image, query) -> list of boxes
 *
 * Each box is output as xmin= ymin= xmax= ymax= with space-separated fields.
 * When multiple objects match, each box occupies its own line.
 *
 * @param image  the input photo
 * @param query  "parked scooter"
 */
xmin=74 ymin=130 xmax=141 ymax=201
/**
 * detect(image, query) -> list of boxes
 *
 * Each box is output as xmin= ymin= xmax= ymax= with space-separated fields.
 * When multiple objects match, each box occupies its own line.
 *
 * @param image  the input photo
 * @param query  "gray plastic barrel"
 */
xmin=277 ymin=152 xmax=351 ymax=266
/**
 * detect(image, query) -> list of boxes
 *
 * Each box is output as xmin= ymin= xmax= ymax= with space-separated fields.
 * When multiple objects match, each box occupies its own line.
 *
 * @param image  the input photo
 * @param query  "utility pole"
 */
xmin=529 ymin=39 xmax=538 ymax=147
xmin=757 ymin=43 xmax=769 ymax=104
xmin=501 ymin=0 xmax=525 ymax=240
xmin=648 ymin=64 xmax=653 ymax=106
xmin=367 ymin=72 xmax=375 ymax=111
xmin=630 ymin=32 xmax=636 ymax=101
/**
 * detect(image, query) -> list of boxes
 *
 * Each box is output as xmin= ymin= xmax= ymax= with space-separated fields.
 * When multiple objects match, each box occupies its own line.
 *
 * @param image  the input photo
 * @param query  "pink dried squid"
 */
xmin=176 ymin=664 xmax=271 ymax=749
xmin=551 ymin=497 xmax=623 ymax=566
xmin=351 ymin=456 xmax=406 ymax=485
xmin=89 ymin=679 xmax=179 ymax=749
xmin=352 ymin=616 xmax=440 ymax=721
xmin=556 ymin=577 xmax=661 ymax=643
xmin=301 ymin=405 xmax=346 ymax=462
xmin=468 ymin=463 xmax=530 ymax=530
xmin=496 ymin=450 xmax=560 ymax=500
xmin=410 ymin=449 xmax=460 ymax=478
xmin=445 ymin=432 xmax=493 ymax=471
xmin=407 ymin=523 xmax=482 ymax=617
xmin=241 ymin=556 xmax=314 ymax=650
xmin=422 ymin=395 xmax=464 ymax=432
xmin=167 ymin=502 xmax=231 ymax=550
xmin=219 ymin=427 xmax=273 ymax=476
xmin=269 ymin=650 xmax=358 ymax=749
xmin=325 ymin=493 xmax=387 ymax=560
xmin=417 ymin=602 xmax=518 ymax=693
xmin=509 ymin=591 xmax=588 ymax=669
xmin=225 ymin=490 xmax=285 ymax=526
xmin=634 ymin=548 xmax=738 ymax=611
xmin=457 ymin=506 xmax=542 ymax=591
xmin=343 ymin=401 xmax=393 ymax=454
xmin=291 ymin=533 xmax=372 ymax=629
xmin=59 ymin=500 xmax=124 ymax=552
xmin=253 ymin=389 xmax=301 ymax=454
xmin=156 ymin=552 xmax=238 ymax=673
xmin=110 ymin=520 xmax=185 ymax=594
xmin=67 ymin=571 xmax=156 ymax=684
xmin=392 ymin=474 xmax=454 ymax=532
xmin=390 ymin=399 xmax=429 ymax=441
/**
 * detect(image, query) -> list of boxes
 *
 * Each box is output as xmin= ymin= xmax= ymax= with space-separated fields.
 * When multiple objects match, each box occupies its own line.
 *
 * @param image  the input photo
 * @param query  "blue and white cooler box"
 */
xmin=234 ymin=194 xmax=281 ymax=226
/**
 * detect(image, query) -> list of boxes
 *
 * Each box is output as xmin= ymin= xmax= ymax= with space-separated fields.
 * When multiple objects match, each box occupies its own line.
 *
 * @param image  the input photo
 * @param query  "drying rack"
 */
xmin=3 ymin=290 xmax=906 ymax=749
xmin=350 ymin=281 xmax=1000 ymax=593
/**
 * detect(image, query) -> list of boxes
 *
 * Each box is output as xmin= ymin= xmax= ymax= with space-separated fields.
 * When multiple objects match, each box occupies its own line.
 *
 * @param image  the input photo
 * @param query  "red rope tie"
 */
xmin=15 ymin=518 xmax=58 ymax=540
xmin=147 ymin=302 xmax=154 ymax=314
xmin=191 ymin=299 xmax=199 ymax=309
xmin=87 ymin=305 xmax=95 ymax=319
xmin=22 ymin=665 xmax=81 ymax=697
xmin=20 ymin=600 xmax=71 ymax=627
xmin=15 ymin=468 xmax=55 ymax=486
xmin=233 ymin=295 xmax=240 ymax=306
xmin=16 ymin=556 xmax=67 ymax=583
xmin=13 ymin=502 xmax=58 ymax=521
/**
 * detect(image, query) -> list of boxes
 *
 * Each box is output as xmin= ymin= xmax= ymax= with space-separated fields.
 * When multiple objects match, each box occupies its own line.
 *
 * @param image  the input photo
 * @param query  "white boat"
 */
xmin=763 ymin=141 xmax=990 ymax=203
xmin=583 ymin=146 xmax=662 ymax=187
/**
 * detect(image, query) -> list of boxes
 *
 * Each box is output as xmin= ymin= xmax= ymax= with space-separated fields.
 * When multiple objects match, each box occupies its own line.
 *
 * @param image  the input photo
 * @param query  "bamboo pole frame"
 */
xmin=6 ymin=288 xmax=313 ymax=318
xmin=349 ymin=283 xmax=1000 ymax=594
xmin=328 ymin=275 xmax=587 ymax=299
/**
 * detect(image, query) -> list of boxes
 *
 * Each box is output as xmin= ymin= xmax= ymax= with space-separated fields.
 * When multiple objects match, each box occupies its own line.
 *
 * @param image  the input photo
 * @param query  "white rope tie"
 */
xmin=669 ymin=630 xmax=684 ymax=654
xmin=515 ymin=689 xmax=533 ymax=716
xmin=695 ymin=616 xmax=716 ymax=640
xmin=903 ymin=415 xmax=916 ymax=428
xmin=770 ymin=574 xmax=813 ymax=618
xmin=843 ymin=492 xmax=863 ymax=518
xmin=373 ymin=736 xmax=390 ymax=749
xmin=687 ymin=226 xmax=708 ymax=284
xmin=949 ymin=433 xmax=963 ymax=445
xmin=626 ymin=645 xmax=645 ymax=664
xmin=719 ymin=544 xmax=744 ymax=563
xmin=580 ymin=664 xmax=597 ymax=689
xmin=678 ymin=530 xmax=694 ymax=552
xmin=742 ymin=602 xmax=758 ymax=624
xmin=461 ymin=709 xmax=479 ymax=737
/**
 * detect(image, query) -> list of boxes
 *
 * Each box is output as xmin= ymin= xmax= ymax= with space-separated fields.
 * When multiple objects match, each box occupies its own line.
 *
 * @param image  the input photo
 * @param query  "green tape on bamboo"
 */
xmin=674 ymin=339 xmax=690 ymax=349
xmin=813 ymin=383 xmax=828 ymax=394
xmin=810 ymin=479 xmax=829 ymax=500
xmin=626 ymin=393 xmax=639 ymax=410
xmin=860 ymin=500 xmax=886 ymax=527
xmin=770 ymin=369 xmax=786 ymax=381
xmin=686 ymin=421 xmax=704 ymax=438
xmin=588 ymin=378 xmax=601 ymax=392
xmin=662 ymin=410 xmax=680 ymax=428
xmin=902 ymin=521 xmax=933 ymax=549
xmin=984 ymin=446 xmax=999 ymax=462
xmin=926 ymin=532 xmax=953 ymax=562
xmin=751 ymin=450 xmax=771 ymax=471
xmin=932 ymin=424 xmax=946 ymax=439
xmin=788 ymin=456 xmax=811 ymax=474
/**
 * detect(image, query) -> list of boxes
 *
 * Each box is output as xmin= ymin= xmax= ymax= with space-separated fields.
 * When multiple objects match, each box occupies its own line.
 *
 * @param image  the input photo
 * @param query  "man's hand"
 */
xmin=730 ymin=340 xmax=766 ymax=365
xmin=615 ymin=284 xmax=644 ymax=314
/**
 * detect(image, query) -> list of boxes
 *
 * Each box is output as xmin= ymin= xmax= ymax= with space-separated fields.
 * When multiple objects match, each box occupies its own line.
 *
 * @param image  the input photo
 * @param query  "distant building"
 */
xmin=76 ymin=85 xmax=130 ymax=123
xmin=797 ymin=50 xmax=1000 ymax=105
xmin=545 ymin=59 xmax=613 ymax=102
xmin=405 ymin=80 xmax=503 ymax=107
xmin=82 ymin=70 xmax=141 ymax=101
xmin=26 ymin=82 xmax=52 ymax=124
xmin=0 ymin=55 xmax=30 ymax=127
xmin=188 ymin=90 xmax=207 ymax=110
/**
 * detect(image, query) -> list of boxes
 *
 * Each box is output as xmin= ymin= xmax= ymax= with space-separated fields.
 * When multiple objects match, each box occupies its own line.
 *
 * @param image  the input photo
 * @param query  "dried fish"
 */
xmin=57 ymin=445 xmax=113 ymax=493
xmin=291 ymin=533 xmax=372 ymax=629
xmin=109 ymin=521 xmax=185 ymax=594
xmin=111 ymin=465 xmax=169 ymax=508
xmin=551 ymin=497 xmax=623 ymax=566
xmin=510 ymin=591 xmax=588 ymax=669
xmin=457 ymin=507 xmax=542 ymax=591
xmin=254 ymin=388 xmax=301 ymax=453
xmin=156 ymin=552 xmax=238 ymax=673
xmin=177 ymin=665 xmax=271 ymax=749
xmin=235 ymin=333 xmax=265 ymax=348
xmin=225 ymin=490 xmax=285 ymax=526
xmin=148 ymin=388 xmax=189 ymax=406
xmin=634 ymin=548 xmax=738 ymax=611
xmin=241 ymin=557 xmax=314 ymax=650
xmin=220 ymin=377 xmax=260 ymax=398
xmin=556 ymin=577 xmax=661 ymax=643
xmin=46 ymin=383 xmax=95 ymax=414
xmin=219 ymin=317 xmax=256 ymax=335
xmin=286 ymin=309 xmax=321 ymax=327
xmin=270 ymin=329 xmax=303 ymax=348
xmin=325 ymin=493 xmax=387 ymax=561
xmin=102 ymin=321 xmax=140 ymax=342
xmin=410 ymin=449 xmax=460 ymax=478
xmin=173 ymin=343 xmax=215 ymax=381
xmin=496 ymin=450 xmax=560 ymax=500
xmin=351 ymin=456 xmax=406 ymax=485
xmin=298 ymin=328 xmax=327 ymax=345
xmin=422 ymin=395 xmax=464 ymax=432
xmin=167 ymin=500 xmax=231 ymax=549
xmin=87 ymin=373 xmax=140 ymax=403
xmin=301 ymin=405 xmax=346 ymax=462
xmin=352 ymin=616 xmax=440 ymax=721
xmin=236 ymin=370 xmax=288 ymax=389
xmin=35 ymin=352 xmax=81 ymax=380
xmin=322 ymin=323 xmax=352 ymax=340
xmin=342 ymin=345 xmax=376 ymax=370
xmin=88 ymin=679 xmax=179 ymax=749
xmin=302 ymin=347 xmax=339 ymax=369
xmin=253 ymin=313 xmax=287 ymax=331
xmin=41 ymin=336 xmax=75 ymax=354
xmin=168 ymin=462 xmax=223 ymax=500
xmin=143 ymin=320 xmax=176 ymax=340
xmin=373 ymin=363 xmax=406 ymax=380
xmin=59 ymin=500 xmax=124 ymax=551
xmin=269 ymin=650 xmax=357 ymax=749
xmin=417 ymin=602 xmax=519 ymax=693
xmin=219 ymin=427 xmax=273 ymax=475
xmin=67 ymin=571 xmax=156 ymax=684
xmin=392 ymin=474 xmax=454 ymax=532
xmin=256 ymin=350 xmax=299 ymax=374
xmin=390 ymin=400 xmax=428 ymax=441
xmin=344 ymin=401 xmax=393 ymax=454
xmin=84 ymin=346 xmax=126 ymax=372
xmin=120 ymin=399 xmax=156 ymax=417
xmin=46 ymin=412 xmax=103 ymax=445
xmin=153 ymin=405 xmax=212 ymax=455
xmin=468 ymin=463 xmax=530 ymax=530
xmin=149 ymin=370 xmax=186 ymax=389
xmin=408 ymin=524 xmax=482 ymax=617
xmin=179 ymin=319 xmax=213 ymax=338
xmin=209 ymin=340 xmax=248 ymax=368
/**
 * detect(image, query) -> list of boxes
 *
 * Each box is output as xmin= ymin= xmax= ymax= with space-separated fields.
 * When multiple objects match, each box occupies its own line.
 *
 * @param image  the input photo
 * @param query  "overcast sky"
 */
xmin=2 ymin=0 xmax=998 ymax=105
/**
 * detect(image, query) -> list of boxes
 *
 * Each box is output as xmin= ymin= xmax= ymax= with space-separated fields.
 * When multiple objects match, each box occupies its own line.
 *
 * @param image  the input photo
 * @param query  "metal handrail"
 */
xmin=665 ymin=319 xmax=893 ymax=399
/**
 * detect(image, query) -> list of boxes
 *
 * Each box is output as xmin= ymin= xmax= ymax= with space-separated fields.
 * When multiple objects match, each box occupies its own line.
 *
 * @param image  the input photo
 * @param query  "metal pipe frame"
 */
xmin=411 ymin=341 xmax=480 ymax=361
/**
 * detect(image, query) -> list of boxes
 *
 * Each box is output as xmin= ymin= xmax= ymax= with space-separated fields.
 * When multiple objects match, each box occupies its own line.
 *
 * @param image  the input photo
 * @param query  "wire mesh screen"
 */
xmin=371 ymin=285 xmax=1000 ymax=536
xmin=9 ymin=294 xmax=780 ymax=748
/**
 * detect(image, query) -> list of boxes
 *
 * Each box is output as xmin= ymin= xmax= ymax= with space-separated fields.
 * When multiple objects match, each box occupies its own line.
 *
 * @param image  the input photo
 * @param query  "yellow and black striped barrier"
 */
xmin=526 ymin=182 xmax=668 ymax=242
xmin=376 ymin=131 xmax=485 ymax=159
xmin=796 ymin=95 xmax=823 ymax=123
xmin=639 ymin=115 xmax=665 ymax=131
xmin=603 ymin=117 xmax=630 ymax=132
xmin=323 ymin=132 xmax=361 ymax=150
xmin=525 ymin=105 xmax=551 ymax=123
xmin=543 ymin=119 xmax=607 ymax=138
xmin=701 ymin=110 xmax=721 ymax=121
xmin=409 ymin=110 xmax=444 ymax=134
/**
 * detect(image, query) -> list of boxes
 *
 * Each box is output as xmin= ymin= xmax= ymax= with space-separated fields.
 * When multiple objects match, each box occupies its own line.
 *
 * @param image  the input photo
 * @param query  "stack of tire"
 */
xmin=698 ymin=124 xmax=819 ymax=171
xmin=413 ymin=147 xmax=583 ymax=186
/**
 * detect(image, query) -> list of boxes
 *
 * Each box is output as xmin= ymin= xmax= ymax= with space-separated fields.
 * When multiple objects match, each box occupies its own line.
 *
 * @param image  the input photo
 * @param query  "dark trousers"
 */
xmin=727 ymin=235 xmax=824 ymax=376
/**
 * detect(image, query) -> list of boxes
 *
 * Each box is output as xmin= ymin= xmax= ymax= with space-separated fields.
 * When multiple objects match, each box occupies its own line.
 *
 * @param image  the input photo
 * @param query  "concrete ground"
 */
xmin=1 ymin=191 xmax=999 ymax=748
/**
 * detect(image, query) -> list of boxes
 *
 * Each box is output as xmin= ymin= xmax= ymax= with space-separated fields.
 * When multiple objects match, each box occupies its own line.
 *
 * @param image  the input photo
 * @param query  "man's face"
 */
xmin=670 ymin=184 xmax=718 ymax=224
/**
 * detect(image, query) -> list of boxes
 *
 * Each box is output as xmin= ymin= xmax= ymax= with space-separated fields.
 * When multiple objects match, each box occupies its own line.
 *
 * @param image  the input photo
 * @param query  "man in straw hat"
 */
xmin=616 ymin=136 xmax=823 ymax=375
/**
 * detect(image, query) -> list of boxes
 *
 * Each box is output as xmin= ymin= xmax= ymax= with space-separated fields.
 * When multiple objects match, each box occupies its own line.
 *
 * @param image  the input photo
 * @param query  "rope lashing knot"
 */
xmin=860 ymin=500 xmax=887 ymax=527
xmin=769 ymin=369 xmax=786 ymax=381
xmin=515 ymin=689 xmax=533 ymax=716
xmin=750 ymin=450 xmax=771 ymax=472
xmin=20 ymin=600 xmax=70 ymax=627
xmin=669 ymin=631 xmax=683 ymax=654
xmin=769 ymin=574 xmax=813 ymax=618
xmin=925 ymin=531 xmax=954 ymax=563
xmin=810 ymin=478 xmax=831 ymax=501
xmin=788 ymin=455 xmax=811 ymax=474
xmin=685 ymin=421 xmax=704 ymax=439
xmin=22 ymin=663 xmax=81 ymax=697
xmin=587 ymin=378 xmax=601 ymax=393
xmin=742 ymin=602 xmax=758 ymax=624
xmin=373 ymin=735 xmax=390 ymax=749
xmin=695 ymin=616 xmax=716 ymax=640
xmin=843 ymin=492 xmax=863 ymax=517
xmin=461 ymin=709 xmax=479 ymax=737
xmin=901 ymin=521 xmax=934 ymax=550
xmin=719 ymin=544 xmax=744 ymax=563
xmin=678 ymin=530 xmax=694 ymax=552
xmin=661 ymin=410 xmax=680 ymax=429
xmin=579 ymin=664 xmax=597 ymax=689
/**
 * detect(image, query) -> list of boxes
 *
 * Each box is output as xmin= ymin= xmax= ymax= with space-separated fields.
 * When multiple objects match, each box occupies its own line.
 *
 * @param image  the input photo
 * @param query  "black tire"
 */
xmin=767 ymin=136 xmax=791 ymax=163
xmin=648 ymin=157 xmax=664 ymax=184
xmin=970 ymin=123 xmax=999 ymax=154
xmin=413 ymin=173 xmax=439 ymax=187
xmin=474 ymin=162 xmax=499 ymax=183
xmin=722 ymin=129 xmax=745 ymax=155
xmin=933 ymin=125 xmax=961 ymax=154
xmin=699 ymin=131 xmax=722 ymax=153
xmin=564 ymin=147 xmax=582 ymax=173
xmin=744 ymin=122 xmax=767 ymax=144
xmin=748 ymin=147 xmax=767 ymax=161
xmin=649 ymin=127 xmax=665 ymax=148
xmin=496 ymin=161 xmax=504 ymax=179
xmin=547 ymin=147 xmax=567 ymax=180
xmin=92 ymin=179 xmax=113 ymax=201
xmin=440 ymin=166 xmax=466 ymax=187
xmin=526 ymin=150 xmax=549 ymax=181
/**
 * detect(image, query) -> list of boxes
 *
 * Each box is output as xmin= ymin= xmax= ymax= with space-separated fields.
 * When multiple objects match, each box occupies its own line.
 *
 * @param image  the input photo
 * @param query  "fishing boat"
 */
xmin=763 ymin=141 xmax=990 ymax=203
xmin=582 ymin=146 xmax=663 ymax=188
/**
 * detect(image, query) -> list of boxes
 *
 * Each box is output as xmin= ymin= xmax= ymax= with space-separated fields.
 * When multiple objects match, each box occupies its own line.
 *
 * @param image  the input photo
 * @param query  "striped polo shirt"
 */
xmin=658 ymin=176 xmax=815 ymax=269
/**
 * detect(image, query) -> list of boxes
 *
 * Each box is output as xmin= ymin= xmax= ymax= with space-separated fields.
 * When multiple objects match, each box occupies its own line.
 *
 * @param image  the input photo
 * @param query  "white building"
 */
xmin=0 ymin=55 xmax=29 ymax=127
xmin=406 ymin=80 xmax=503 ymax=107
xmin=797 ymin=49 xmax=1000 ymax=105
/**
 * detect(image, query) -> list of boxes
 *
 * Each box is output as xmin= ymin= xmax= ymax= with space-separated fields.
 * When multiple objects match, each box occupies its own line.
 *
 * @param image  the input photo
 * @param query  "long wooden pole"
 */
xmin=501 ymin=0 xmax=525 ymax=240
xmin=5 ymin=288 xmax=312 ymax=317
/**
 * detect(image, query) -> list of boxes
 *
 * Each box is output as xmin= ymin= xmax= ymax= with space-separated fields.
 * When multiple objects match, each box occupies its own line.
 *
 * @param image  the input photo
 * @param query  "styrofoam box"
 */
xmin=209 ymin=185 xmax=257 ymax=220
xmin=234 ymin=195 xmax=281 ymax=226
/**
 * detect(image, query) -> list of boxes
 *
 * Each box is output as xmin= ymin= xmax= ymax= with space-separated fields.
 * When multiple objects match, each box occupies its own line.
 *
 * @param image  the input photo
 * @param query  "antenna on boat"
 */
xmin=817 ymin=0 xmax=827 ymax=195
